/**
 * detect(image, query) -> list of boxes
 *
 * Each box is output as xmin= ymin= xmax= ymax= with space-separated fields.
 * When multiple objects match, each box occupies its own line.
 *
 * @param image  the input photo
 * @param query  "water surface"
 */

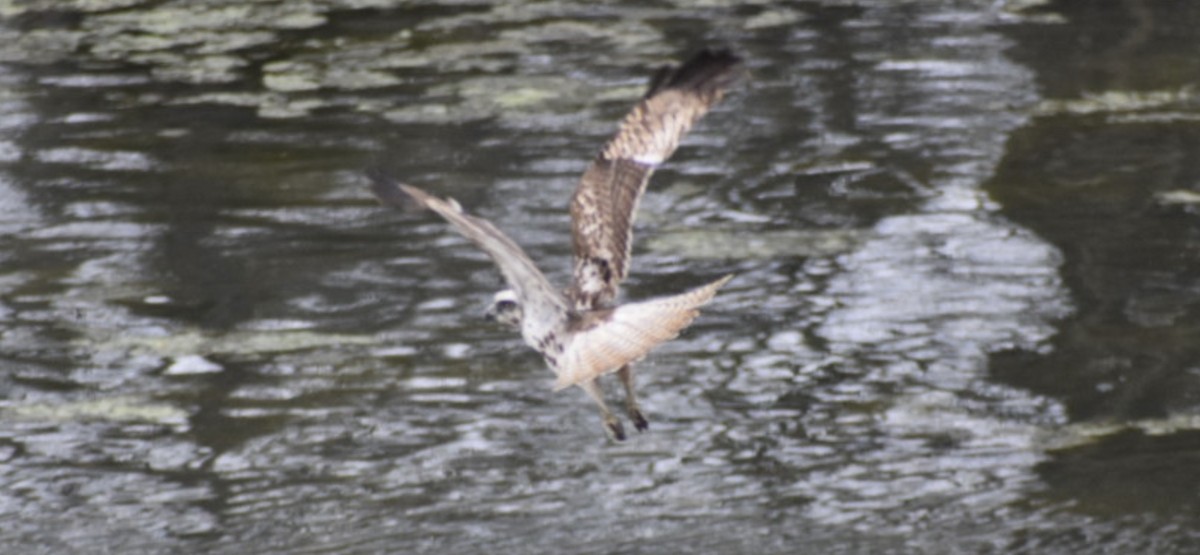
xmin=1 ymin=1 xmax=1199 ymax=553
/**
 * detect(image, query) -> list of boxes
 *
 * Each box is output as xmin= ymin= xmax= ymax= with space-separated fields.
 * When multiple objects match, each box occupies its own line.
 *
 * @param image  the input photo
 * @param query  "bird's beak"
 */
xmin=483 ymin=309 xmax=495 ymax=322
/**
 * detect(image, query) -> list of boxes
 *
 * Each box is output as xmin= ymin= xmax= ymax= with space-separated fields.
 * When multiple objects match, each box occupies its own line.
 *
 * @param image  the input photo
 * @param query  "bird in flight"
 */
xmin=369 ymin=49 xmax=742 ymax=441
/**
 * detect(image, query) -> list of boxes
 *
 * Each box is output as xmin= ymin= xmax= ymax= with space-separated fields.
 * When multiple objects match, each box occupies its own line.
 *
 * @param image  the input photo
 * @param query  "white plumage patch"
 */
xmin=552 ymin=275 xmax=732 ymax=390
xmin=630 ymin=153 xmax=665 ymax=165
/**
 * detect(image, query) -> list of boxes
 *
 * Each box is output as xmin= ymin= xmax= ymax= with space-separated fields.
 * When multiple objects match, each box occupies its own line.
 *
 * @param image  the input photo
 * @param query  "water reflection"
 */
xmin=1 ymin=0 xmax=1199 ymax=553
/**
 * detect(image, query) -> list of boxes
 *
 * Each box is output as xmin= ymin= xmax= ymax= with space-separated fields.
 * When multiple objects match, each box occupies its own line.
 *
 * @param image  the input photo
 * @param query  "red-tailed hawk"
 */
xmin=369 ymin=49 xmax=742 ymax=440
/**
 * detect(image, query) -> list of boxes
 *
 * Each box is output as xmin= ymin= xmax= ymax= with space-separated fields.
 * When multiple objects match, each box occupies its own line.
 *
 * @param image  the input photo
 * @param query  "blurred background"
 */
xmin=1 ymin=0 xmax=1199 ymax=553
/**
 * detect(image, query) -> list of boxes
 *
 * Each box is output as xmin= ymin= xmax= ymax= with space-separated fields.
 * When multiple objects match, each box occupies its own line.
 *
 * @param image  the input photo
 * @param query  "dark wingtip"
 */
xmin=365 ymin=166 xmax=414 ymax=210
xmin=690 ymin=47 xmax=743 ymax=69
xmin=644 ymin=47 xmax=744 ymax=98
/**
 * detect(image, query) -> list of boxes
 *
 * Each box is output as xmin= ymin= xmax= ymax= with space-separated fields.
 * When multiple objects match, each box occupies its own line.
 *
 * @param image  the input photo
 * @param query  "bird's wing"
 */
xmin=569 ymin=49 xmax=743 ymax=310
xmin=368 ymin=170 xmax=569 ymax=334
xmin=552 ymin=274 xmax=733 ymax=391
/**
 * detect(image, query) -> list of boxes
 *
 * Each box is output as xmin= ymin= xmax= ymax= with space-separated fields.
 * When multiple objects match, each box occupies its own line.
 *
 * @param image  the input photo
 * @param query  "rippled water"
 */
xmin=2 ymin=1 xmax=1199 ymax=553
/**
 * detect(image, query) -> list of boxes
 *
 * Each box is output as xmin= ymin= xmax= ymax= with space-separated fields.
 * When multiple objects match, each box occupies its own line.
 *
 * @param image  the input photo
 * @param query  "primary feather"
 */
xmin=569 ymin=48 xmax=743 ymax=311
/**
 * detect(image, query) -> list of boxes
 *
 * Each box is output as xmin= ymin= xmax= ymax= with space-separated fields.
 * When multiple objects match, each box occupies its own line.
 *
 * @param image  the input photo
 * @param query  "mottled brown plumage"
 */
xmin=569 ymin=48 xmax=742 ymax=312
xmin=368 ymin=49 xmax=742 ymax=441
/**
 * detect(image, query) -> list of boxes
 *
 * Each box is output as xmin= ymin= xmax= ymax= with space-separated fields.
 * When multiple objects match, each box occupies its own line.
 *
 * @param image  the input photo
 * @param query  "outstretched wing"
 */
xmin=552 ymin=274 xmax=733 ymax=390
xmin=569 ymin=49 xmax=743 ymax=310
xmin=368 ymin=170 xmax=569 ymax=338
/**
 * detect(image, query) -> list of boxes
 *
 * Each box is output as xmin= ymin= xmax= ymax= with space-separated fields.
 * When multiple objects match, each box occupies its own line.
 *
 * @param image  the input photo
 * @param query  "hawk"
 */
xmin=369 ymin=49 xmax=742 ymax=440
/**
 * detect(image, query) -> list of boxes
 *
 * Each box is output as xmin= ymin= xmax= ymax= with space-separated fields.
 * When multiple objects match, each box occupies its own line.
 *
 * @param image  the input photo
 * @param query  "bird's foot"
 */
xmin=604 ymin=416 xmax=627 ymax=442
xmin=629 ymin=408 xmax=649 ymax=433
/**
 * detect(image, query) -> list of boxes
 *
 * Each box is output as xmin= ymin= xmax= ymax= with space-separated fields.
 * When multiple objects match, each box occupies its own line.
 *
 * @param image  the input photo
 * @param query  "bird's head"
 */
xmin=484 ymin=289 xmax=522 ymax=329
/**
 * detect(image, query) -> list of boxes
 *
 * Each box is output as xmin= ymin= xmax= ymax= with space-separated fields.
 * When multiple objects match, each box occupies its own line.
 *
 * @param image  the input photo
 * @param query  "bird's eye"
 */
xmin=496 ymin=300 xmax=517 ymax=311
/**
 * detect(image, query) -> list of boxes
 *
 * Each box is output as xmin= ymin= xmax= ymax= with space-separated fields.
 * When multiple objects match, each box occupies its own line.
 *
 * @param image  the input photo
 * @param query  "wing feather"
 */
xmin=569 ymin=49 xmax=743 ymax=310
xmin=553 ymin=275 xmax=733 ymax=390
xmin=368 ymin=170 xmax=569 ymax=340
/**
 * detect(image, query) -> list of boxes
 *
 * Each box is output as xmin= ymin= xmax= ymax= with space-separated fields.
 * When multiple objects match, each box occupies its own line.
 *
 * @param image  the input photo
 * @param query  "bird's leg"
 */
xmin=579 ymin=379 xmax=625 ymax=441
xmin=617 ymin=365 xmax=649 ymax=432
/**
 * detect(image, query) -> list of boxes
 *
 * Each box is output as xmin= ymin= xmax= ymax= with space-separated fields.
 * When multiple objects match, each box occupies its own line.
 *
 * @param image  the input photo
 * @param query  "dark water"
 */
xmin=1 ymin=0 xmax=1198 ymax=553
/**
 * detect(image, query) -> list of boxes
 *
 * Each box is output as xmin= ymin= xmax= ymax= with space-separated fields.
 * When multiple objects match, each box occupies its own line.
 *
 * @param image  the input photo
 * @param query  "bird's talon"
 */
xmin=631 ymin=410 xmax=649 ymax=433
xmin=606 ymin=419 xmax=627 ymax=442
